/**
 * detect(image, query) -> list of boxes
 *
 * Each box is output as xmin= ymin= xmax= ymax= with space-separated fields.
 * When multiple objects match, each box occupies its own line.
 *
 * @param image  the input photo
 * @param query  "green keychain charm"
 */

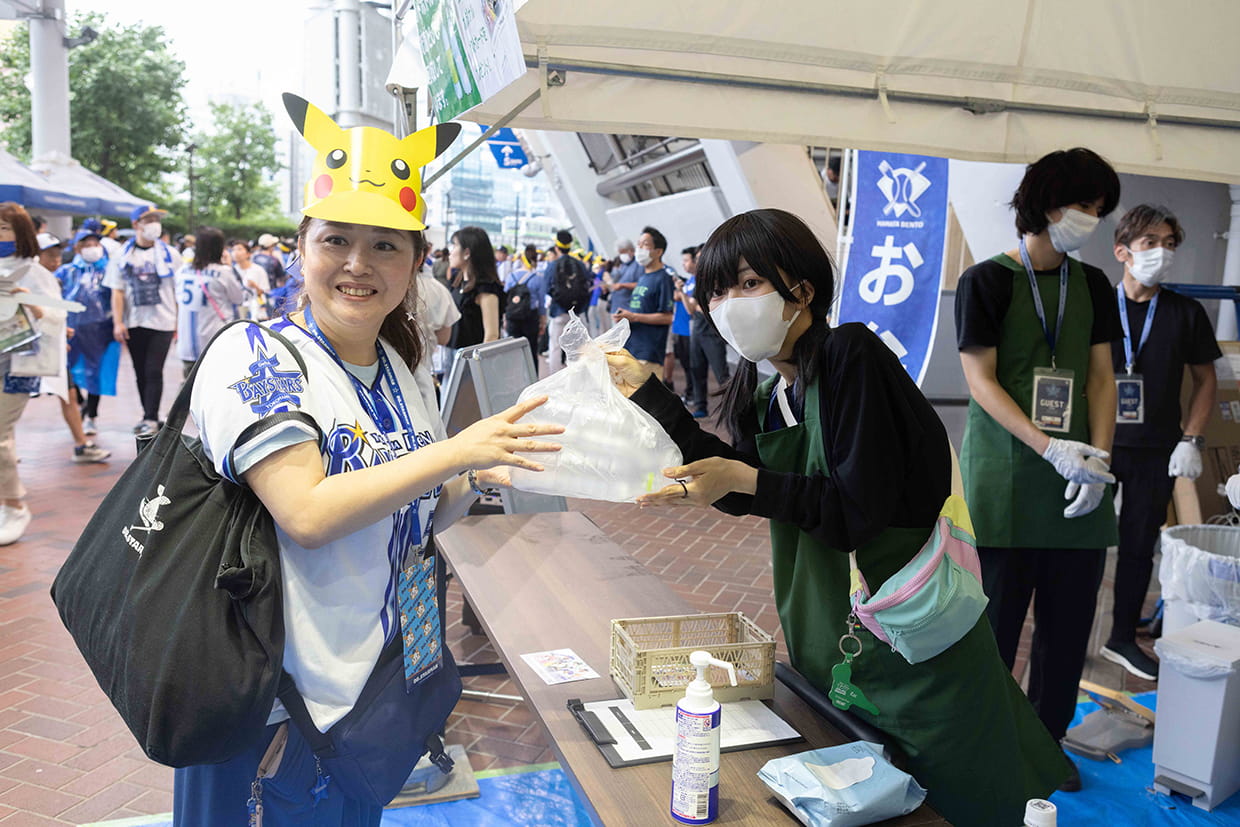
xmin=829 ymin=631 xmax=880 ymax=715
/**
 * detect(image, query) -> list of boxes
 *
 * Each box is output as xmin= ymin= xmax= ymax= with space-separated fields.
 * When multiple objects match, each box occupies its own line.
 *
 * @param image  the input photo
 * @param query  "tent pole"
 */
xmin=423 ymin=89 xmax=541 ymax=189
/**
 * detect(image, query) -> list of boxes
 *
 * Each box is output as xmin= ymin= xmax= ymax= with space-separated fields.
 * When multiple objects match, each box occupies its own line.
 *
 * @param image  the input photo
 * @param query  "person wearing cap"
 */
xmin=495 ymin=244 xmax=513 ymax=282
xmin=253 ymin=232 xmax=287 ymax=292
xmin=58 ymin=228 xmax=118 ymax=443
xmin=32 ymin=233 xmax=111 ymax=464
xmin=103 ymin=204 xmax=179 ymax=436
xmin=544 ymin=231 xmax=592 ymax=371
xmin=98 ymin=218 xmax=123 ymax=261
xmin=172 ymin=93 xmax=562 ymax=822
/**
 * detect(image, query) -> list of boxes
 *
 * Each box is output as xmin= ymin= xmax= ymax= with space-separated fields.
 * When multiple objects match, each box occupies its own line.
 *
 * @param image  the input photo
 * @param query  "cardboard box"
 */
xmin=1172 ymin=342 xmax=1240 ymax=525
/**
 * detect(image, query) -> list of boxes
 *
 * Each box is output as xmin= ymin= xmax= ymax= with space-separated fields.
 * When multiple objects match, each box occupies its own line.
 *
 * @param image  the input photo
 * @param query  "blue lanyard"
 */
xmin=301 ymin=306 xmax=414 ymax=436
xmin=1018 ymin=238 xmax=1069 ymax=368
xmin=1117 ymin=284 xmax=1159 ymax=375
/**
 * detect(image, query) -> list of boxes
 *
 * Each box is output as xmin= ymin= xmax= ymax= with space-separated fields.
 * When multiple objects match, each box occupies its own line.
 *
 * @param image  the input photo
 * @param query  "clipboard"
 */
xmin=567 ymin=697 xmax=802 ymax=769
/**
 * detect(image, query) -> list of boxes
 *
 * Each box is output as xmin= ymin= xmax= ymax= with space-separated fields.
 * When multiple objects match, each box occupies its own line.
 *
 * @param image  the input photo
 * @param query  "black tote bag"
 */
xmin=51 ymin=320 xmax=316 ymax=767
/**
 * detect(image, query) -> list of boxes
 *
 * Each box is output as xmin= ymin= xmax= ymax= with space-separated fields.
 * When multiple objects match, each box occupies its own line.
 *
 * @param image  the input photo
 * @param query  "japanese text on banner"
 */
xmin=838 ymin=151 xmax=950 ymax=386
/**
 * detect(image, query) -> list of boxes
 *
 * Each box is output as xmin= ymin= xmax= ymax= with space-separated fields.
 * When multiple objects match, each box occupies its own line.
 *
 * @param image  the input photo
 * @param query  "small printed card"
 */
xmin=520 ymin=648 xmax=600 ymax=685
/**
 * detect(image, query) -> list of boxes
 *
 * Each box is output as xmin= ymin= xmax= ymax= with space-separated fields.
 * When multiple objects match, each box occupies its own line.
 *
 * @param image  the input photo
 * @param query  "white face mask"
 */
xmin=1046 ymin=207 xmax=1100 ymax=253
xmin=619 ymin=252 xmax=633 ymax=264
xmin=138 ymin=222 xmax=162 ymax=243
xmin=634 ymin=247 xmax=653 ymax=266
xmin=711 ymin=288 xmax=801 ymax=363
xmin=80 ymin=246 xmax=104 ymax=263
xmin=1127 ymin=246 xmax=1174 ymax=286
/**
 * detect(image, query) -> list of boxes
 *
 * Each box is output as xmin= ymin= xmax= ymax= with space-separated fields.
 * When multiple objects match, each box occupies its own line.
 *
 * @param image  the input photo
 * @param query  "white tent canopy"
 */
xmin=398 ymin=0 xmax=1240 ymax=184
xmin=27 ymin=152 xmax=151 ymax=218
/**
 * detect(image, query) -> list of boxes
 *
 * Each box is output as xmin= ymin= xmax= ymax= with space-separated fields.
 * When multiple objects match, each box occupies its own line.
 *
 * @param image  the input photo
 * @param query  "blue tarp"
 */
xmin=1051 ymin=692 xmax=1240 ymax=825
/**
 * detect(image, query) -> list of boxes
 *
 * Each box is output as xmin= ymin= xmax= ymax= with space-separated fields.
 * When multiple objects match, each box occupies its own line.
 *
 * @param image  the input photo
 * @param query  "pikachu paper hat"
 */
xmin=283 ymin=93 xmax=460 ymax=232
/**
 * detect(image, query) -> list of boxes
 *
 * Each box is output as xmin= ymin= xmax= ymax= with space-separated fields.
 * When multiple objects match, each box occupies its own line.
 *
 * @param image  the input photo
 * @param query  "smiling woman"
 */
xmin=171 ymin=95 xmax=563 ymax=824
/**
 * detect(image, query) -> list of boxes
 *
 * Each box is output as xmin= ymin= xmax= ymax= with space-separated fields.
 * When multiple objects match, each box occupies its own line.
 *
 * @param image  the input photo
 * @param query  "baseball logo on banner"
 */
xmin=839 ymin=151 xmax=949 ymax=386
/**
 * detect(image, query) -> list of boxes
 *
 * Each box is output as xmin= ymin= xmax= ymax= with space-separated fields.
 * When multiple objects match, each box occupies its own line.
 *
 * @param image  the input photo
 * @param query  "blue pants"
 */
xmin=173 ymin=722 xmax=382 ymax=826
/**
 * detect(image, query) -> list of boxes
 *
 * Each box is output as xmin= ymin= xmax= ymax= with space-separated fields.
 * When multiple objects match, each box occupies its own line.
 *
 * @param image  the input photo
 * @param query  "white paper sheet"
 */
xmin=583 ymin=697 xmax=801 ymax=764
xmin=519 ymin=648 xmax=601 ymax=685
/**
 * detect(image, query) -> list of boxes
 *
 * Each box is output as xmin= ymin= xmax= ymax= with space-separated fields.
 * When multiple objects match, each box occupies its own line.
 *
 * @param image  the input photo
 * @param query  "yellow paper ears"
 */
xmin=283 ymin=93 xmax=461 ymax=232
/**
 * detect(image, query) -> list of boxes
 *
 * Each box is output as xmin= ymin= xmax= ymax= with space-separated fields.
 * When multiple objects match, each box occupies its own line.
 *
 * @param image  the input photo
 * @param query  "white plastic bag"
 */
xmin=508 ymin=316 xmax=682 ymax=502
xmin=1159 ymin=525 xmax=1240 ymax=628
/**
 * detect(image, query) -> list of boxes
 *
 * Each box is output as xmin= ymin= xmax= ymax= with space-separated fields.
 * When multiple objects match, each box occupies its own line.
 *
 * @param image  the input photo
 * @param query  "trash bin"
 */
xmin=1152 ymin=620 xmax=1240 ymax=811
xmin=1158 ymin=525 xmax=1240 ymax=636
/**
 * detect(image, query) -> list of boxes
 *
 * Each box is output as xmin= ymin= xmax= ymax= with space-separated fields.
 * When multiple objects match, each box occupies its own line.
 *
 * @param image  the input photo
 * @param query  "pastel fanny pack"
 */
xmin=848 ymin=495 xmax=989 ymax=665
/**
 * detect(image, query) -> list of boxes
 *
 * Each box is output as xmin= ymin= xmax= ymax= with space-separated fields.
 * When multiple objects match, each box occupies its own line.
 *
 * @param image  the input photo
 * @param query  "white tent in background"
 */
xmin=0 ymin=146 xmax=95 ymax=214
xmin=28 ymin=152 xmax=150 ymax=217
xmin=395 ymin=0 xmax=1240 ymax=184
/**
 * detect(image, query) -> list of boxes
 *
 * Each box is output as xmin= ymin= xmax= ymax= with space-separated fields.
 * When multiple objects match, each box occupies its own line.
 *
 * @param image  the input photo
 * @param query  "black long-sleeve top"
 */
xmin=630 ymin=323 xmax=951 ymax=551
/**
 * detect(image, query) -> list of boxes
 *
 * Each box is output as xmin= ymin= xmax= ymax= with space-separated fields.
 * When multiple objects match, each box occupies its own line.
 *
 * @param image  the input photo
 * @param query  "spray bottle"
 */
xmin=671 ymin=651 xmax=737 ymax=824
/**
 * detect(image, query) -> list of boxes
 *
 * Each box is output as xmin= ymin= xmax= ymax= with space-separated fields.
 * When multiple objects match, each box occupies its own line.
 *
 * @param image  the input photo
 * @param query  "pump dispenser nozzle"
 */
xmin=684 ymin=650 xmax=738 ymax=708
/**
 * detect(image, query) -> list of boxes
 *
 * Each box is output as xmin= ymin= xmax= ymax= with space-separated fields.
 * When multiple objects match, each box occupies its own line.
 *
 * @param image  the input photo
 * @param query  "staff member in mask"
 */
xmin=955 ymin=148 xmax=1122 ymax=792
xmin=1103 ymin=205 xmax=1218 ymax=681
xmin=606 ymin=208 xmax=1069 ymax=826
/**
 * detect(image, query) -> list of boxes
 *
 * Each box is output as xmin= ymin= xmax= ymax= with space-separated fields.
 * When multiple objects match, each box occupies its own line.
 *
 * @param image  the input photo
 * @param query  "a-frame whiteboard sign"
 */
xmin=439 ymin=337 xmax=567 ymax=514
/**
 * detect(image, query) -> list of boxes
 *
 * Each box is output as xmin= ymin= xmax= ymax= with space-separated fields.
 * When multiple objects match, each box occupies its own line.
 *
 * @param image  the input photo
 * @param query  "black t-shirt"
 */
xmin=1111 ymin=286 xmax=1221 ymax=448
xmin=955 ymin=256 xmax=1122 ymax=350
xmin=451 ymin=280 xmax=504 ymax=349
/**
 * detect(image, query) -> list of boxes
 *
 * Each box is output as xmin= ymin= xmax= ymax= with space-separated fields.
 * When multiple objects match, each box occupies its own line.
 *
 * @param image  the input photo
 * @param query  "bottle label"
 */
xmin=671 ymin=707 xmax=721 ymax=824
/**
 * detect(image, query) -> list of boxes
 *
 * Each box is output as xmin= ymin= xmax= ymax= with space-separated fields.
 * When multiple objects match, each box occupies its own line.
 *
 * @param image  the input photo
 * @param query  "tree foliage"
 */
xmin=193 ymin=101 xmax=282 ymax=222
xmin=0 ymin=12 xmax=187 ymax=199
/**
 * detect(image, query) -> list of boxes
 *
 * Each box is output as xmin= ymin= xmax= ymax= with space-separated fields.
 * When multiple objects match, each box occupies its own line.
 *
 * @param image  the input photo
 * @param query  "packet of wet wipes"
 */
xmin=757 ymin=741 xmax=926 ymax=827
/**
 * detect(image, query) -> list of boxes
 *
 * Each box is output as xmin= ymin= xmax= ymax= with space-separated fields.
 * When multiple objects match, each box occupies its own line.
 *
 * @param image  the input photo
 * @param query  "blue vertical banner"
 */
xmin=838 ymin=151 xmax=950 ymax=386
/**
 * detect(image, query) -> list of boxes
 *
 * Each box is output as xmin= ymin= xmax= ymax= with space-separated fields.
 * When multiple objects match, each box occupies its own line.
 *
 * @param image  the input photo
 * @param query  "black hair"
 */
xmin=555 ymin=229 xmax=573 ymax=248
xmin=641 ymin=225 xmax=667 ymax=254
xmin=681 ymin=245 xmax=699 ymax=258
xmin=1010 ymin=147 xmax=1120 ymax=236
xmin=1114 ymin=204 xmax=1185 ymax=248
xmin=191 ymin=227 xmax=225 ymax=270
xmin=695 ymin=209 xmax=834 ymax=443
xmin=295 ymin=215 xmax=427 ymax=370
xmin=450 ymin=226 xmax=501 ymax=288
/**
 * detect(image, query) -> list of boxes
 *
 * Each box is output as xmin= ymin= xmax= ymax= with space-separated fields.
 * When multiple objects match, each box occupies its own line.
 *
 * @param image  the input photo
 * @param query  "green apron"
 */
xmin=960 ymin=253 xmax=1119 ymax=548
xmin=755 ymin=374 xmax=1067 ymax=827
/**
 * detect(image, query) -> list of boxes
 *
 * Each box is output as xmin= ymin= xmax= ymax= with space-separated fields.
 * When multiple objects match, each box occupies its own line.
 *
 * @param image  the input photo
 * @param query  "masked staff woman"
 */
xmin=606 ymin=209 xmax=1067 ymax=826
xmin=173 ymin=94 xmax=562 ymax=825
xmin=955 ymin=148 xmax=1122 ymax=792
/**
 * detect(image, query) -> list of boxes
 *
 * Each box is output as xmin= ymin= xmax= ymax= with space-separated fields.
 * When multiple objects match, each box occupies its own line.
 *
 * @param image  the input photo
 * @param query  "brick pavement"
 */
xmin=0 ymin=352 xmax=1157 ymax=823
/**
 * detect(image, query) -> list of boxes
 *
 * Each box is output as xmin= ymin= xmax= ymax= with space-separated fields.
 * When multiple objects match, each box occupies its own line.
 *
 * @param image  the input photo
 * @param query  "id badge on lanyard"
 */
xmin=1020 ymin=240 xmax=1074 ymax=433
xmin=1116 ymin=374 xmax=1145 ymax=424
xmin=1116 ymin=284 xmax=1157 ymax=425
xmin=1032 ymin=367 xmax=1074 ymax=433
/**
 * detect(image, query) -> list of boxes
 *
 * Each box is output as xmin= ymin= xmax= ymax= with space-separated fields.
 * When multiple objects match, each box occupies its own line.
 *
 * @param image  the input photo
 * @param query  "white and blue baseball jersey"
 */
xmin=189 ymin=319 xmax=446 ymax=730
xmin=174 ymin=263 xmax=246 ymax=362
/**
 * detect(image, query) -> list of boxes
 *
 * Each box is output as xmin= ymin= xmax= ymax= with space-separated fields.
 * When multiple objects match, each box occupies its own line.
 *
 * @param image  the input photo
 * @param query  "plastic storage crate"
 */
xmin=610 ymin=612 xmax=775 ymax=710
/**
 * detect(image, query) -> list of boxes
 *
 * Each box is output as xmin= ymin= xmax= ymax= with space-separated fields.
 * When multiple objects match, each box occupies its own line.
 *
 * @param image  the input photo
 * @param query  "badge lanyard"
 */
xmin=1117 ymin=283 xmax=1159 ymax=375
xmin=1018 ymin=238 xmax=1069 ymax=369
xmin=302 ymin=305 xmax=414 ymax=436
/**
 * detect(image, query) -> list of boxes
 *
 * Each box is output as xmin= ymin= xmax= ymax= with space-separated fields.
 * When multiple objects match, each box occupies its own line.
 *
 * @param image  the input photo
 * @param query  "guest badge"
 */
xmin=1032 ymin=367 xmax=1074 ymax=433
xmin=1116 ymin=374 xmax=1145 ymax=424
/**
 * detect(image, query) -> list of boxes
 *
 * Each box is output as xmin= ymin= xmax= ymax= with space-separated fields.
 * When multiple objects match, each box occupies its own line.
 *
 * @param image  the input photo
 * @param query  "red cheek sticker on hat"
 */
xmin=400 ymin=187 xmax=417 ymax=213
xmin=315 ymin=174 xmax=333 ymax=198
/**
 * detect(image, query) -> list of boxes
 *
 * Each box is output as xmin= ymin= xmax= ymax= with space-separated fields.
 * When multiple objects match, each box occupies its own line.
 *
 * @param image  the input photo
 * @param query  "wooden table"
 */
xmin=437 ymin=511 xmax=948 ymax=827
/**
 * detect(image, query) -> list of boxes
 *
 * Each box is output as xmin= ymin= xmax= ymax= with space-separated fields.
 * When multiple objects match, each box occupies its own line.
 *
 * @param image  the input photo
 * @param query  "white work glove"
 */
xmin=1168 ymin=441 xmax=1203 ymax=480
xmin=1226 ymin=471 xmax=1240 ymax=509
xmin=1064 ymin=479 xmax=1107 ymax=519
xmin=1041 ymin=438 xmax=1115 ymax=485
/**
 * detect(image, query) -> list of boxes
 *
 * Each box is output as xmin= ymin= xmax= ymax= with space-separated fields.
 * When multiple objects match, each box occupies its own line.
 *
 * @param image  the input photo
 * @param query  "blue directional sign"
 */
xmin=838 ymin=150 xmax=950 ymax=386
xmin=485 ymin=127 xmax=528 ymax=169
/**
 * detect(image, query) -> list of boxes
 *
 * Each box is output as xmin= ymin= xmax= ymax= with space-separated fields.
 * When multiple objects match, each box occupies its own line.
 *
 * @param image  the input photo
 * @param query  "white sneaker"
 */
xmin=82 ymin=417 xmax=97 ymax=436
xmin=0 ymin=504 xmax=32 ymax=546
xmin=73 ymin=443 xmax=111 ymax=464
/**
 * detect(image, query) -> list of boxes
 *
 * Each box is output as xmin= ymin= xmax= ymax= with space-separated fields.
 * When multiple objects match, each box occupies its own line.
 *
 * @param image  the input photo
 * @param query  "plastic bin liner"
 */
xmin=1153 ymin=638 xmax=1237 ymax=680
xmin=1159 ymin=525 xmax=1240 ymax=626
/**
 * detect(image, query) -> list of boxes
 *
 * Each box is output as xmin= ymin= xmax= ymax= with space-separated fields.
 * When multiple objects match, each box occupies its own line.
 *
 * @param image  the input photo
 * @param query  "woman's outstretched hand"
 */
xmin=605 ymin=349 xmax=653 ymax=398
xmin=635 ymin=458 xmax=758 ymax=508
xmin=451 ymin=395 xmax=563 ymax=472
